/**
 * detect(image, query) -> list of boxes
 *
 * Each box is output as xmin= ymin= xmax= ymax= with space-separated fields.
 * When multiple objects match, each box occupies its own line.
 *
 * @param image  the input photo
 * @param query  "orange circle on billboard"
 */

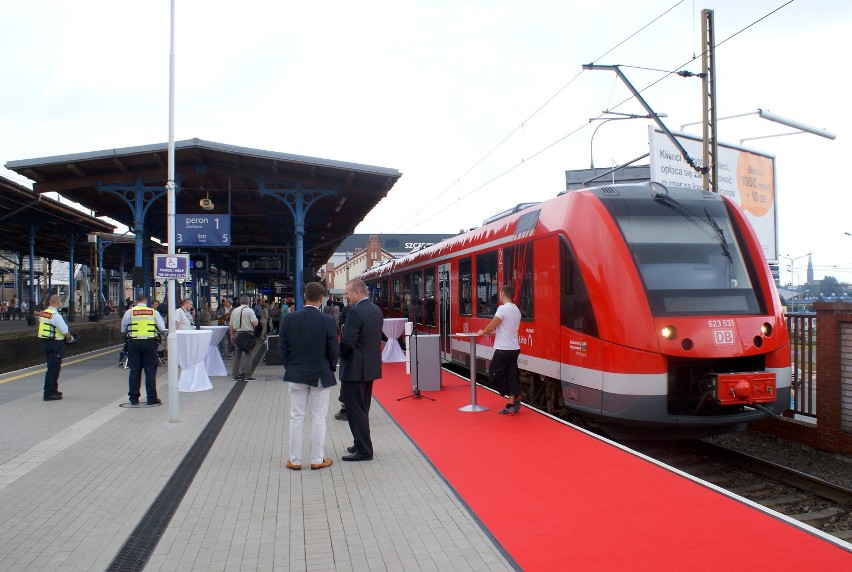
xmin=737 ymin=153 xmax=774 ymax=217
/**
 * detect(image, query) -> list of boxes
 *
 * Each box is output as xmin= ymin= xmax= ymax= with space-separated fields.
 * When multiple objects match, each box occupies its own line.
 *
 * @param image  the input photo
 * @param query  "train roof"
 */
xmin=359 ymin=182 xmax=724 ymax=281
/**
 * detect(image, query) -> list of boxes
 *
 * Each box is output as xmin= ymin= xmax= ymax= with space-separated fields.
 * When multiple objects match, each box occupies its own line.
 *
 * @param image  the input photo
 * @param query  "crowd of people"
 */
xmin=1 ymin=296 xmax=29 ymax=320
xmin=34 ymin=280 xmax=525 ymax=473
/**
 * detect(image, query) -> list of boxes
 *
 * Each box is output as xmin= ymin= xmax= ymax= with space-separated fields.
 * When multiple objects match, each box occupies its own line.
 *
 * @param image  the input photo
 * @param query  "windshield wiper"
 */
xmin=652 ymin=193 xmax=733 ymax=263
xmin=703 ymin=208 xmax=733 ymax=263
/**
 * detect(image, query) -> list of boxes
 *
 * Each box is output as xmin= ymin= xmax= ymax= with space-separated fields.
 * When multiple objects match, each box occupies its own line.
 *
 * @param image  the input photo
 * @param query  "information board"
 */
xmin=176 ymin=214 xmax=231 ymax=247
xmin=154 ymin=253 xmax=190 ymax=281
xmin=648 ymin=127 xmax=778 ymax=262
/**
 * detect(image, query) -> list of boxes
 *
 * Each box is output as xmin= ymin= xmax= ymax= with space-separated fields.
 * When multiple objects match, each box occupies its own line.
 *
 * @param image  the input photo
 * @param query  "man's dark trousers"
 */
xmin=127 ymin=339 xmax=159 ymax=402
xmin=342 ymin=380 xmax=374 ymax=456
xmin=43 ymin=339 xmax=64 ymax=397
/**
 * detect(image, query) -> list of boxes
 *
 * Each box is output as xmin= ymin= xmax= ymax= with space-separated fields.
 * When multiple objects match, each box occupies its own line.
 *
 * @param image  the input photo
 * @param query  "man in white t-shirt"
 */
xmin=476 ymin=285 xmax=523 ymax=415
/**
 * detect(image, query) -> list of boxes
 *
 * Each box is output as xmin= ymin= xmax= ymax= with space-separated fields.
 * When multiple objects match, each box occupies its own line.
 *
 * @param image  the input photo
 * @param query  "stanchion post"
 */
xmin=453 ymin=332 xmax=488 ymax=412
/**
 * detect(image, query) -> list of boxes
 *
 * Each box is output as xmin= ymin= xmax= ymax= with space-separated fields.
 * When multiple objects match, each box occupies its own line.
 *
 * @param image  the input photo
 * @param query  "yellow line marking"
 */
xmin=0 ymin=348 xmax=120 ymax=384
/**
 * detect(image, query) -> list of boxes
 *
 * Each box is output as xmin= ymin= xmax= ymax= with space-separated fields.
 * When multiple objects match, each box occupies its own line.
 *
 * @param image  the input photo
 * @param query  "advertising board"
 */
xmin=648 ymin=127 xmax=778 ymax=262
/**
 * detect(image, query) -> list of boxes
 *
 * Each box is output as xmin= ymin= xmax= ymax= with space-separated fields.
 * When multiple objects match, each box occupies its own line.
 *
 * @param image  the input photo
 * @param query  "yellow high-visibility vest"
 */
xmin=129 ymin=306 xmax=158 ymax=339
xmin=37 ymin=307 xmax=60 ymax=340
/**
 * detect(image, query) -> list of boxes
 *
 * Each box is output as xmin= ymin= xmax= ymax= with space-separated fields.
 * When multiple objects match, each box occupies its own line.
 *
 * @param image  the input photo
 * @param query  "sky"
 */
xmin=1 ymin=0 xmax=850 ymax=285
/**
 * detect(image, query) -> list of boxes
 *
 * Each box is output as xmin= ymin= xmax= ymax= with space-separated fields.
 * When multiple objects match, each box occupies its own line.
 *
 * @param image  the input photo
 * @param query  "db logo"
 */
xmin=713 ymin=329 xmax=735 ymax=345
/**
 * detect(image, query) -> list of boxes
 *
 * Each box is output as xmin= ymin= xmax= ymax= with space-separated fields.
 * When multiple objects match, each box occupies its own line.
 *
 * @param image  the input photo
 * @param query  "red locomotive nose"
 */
xmin=733 ymin=380 xmax=752 ymax=399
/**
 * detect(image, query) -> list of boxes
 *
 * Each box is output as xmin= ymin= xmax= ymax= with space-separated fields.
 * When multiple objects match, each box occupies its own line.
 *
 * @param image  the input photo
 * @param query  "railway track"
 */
xmin=629 ymin=440 xmax=852 ymax=543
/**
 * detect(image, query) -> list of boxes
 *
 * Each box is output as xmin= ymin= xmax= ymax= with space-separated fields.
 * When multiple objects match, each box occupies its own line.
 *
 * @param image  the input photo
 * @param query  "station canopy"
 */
xmin=5 ymin=139 xmax=402 ymax=279
xmin=0 ymin=174 xmax=115 ymax=264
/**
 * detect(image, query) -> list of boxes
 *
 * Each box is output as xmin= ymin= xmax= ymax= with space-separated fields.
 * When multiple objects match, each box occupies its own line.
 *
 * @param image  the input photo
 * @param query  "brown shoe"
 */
xmin=285 ymin=460 xmax=301 ymax=471
xmin=310 ymin=458 xmax=333 ymax=470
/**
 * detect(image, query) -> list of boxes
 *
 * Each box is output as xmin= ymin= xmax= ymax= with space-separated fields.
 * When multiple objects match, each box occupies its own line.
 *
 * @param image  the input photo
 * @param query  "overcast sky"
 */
xmin=1 ymin=0 xmax=849 ymax=284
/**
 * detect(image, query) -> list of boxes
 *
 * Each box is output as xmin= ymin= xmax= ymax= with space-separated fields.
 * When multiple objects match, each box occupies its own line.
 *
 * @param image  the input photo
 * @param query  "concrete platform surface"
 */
xmin=0 ymin=347 xmax=513 ymax=572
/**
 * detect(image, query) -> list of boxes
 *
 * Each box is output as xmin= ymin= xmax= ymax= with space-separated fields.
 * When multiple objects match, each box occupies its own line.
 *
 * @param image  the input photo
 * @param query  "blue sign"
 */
xmin=154 ymin=254 xmax=190 ymax=280
xmin=176 ymin=214 xmax=231 ymax=247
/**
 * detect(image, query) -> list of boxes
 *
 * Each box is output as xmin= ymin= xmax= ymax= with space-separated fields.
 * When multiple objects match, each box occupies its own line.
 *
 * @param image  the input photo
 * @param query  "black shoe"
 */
xmin=244 ymin=376 xmax=256 ymax=381
xmin=347 ymin=446 xmax=357 ymax=454
xmin=129 ymin=399 xmax=139 ymax=405
xmin=342 ymin=453 xmax=373 ymax=462
xmin=334 ymin=410 xmax=348 ymax=421
xmin=43 ymin=394 xmax=63 ymax=401
xmin=56 ymin=391 xmax=63 ymax=397
xmin=147 ymin=398 xmax=162 ymax=405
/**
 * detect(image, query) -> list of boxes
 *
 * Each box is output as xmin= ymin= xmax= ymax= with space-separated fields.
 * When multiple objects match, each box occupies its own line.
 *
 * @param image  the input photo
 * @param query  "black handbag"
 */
xmin=235 ymin=331 xmax=256 ymax=353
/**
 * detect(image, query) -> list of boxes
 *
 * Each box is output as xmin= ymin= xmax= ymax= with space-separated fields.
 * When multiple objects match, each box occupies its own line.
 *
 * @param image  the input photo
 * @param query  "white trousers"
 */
xmin=288 ymin=383 xmax=331 ymax=464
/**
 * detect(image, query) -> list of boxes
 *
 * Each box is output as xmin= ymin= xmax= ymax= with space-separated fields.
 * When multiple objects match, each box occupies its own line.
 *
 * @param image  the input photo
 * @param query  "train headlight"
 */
xmin=761 ymin=322 xmax=773 ymax=337
xmin=661 ymin=326 xmax=678 ymax=340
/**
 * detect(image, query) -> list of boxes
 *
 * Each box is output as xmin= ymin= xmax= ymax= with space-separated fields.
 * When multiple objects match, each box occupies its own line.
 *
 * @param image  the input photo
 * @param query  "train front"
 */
xmin=583 ymin=183 xmax=791 ymax=438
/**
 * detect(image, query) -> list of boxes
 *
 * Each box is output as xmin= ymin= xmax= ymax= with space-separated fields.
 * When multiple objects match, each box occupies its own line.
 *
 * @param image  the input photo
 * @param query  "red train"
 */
xmin=360 ymin=182 xmax=790 ymax=438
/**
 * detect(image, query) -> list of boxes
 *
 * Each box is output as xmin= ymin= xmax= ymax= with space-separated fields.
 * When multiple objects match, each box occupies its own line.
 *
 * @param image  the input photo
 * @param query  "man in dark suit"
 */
xmin=279 ymin=282 xmax=340 ymax=471
xmin=339 ymin=278 xmax=383 ymax=461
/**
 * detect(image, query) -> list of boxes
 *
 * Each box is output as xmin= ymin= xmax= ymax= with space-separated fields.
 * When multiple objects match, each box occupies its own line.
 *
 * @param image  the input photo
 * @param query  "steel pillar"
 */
xmin=27 ymin=224 xmax=36 ymax=325
xmin=98 ymin=177 xmax=172 ymax=297
xmin=258 ymin=178 xmax=336 ymax=310
xmin=67 ymin=234 xmax=77 ymax=322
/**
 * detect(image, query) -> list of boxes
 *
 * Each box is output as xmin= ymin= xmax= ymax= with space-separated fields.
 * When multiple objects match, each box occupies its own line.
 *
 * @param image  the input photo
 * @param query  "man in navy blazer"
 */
xmin=339 ymin=278 xmax=384 ymax=461
xmin=279 ymin=282 xmax=340 ymax=471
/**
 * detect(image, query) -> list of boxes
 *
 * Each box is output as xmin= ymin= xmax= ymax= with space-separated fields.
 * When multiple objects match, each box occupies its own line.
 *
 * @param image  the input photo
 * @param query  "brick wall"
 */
xmin=753 ymin=301 xmax=852 ymax=456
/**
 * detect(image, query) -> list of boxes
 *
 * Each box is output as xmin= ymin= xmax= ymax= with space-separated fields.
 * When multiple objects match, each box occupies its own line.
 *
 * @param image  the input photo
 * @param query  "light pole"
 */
xmin=589 ymin=111 xmax=667 ymax=169
xmin=681 ymin=108 xmax=836 ymax=143
xmin=778 ymin=253 xmax=811 ymax=289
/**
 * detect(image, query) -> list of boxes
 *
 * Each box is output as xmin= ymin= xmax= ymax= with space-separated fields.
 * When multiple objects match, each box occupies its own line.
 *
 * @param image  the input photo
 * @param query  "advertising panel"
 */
xmin=648 ymin=127 xmax=778 ymax=262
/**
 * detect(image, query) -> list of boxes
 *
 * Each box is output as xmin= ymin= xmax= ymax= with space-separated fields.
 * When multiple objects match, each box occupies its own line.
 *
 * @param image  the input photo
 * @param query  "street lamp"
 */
xmin=681 ymin=108 xmax=836 ymax=143
xmin=778 ymin=252 xmax=811 ymax=288
xmin=589 ymin=111 xmax=667 ymax=169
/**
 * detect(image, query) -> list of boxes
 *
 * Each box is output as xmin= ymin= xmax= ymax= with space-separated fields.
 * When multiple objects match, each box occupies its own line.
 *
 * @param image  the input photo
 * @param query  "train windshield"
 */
xmin=606 ymin=196 xmax=763 ymax=316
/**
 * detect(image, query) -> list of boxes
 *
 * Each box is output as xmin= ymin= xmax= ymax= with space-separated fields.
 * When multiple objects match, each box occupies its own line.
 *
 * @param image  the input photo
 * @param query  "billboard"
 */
xmin=648 ymin=127 xmax=778 ymax=262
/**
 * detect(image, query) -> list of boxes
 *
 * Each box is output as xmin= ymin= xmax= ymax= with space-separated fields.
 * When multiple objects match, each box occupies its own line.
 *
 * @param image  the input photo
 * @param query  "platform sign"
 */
xmin=154 ymin=253 xmax=190 ymax=281
xmin=175 ymin=214 xmax=231 ymax=247
xmin=649 ymin=127 xmax=778 ymax=262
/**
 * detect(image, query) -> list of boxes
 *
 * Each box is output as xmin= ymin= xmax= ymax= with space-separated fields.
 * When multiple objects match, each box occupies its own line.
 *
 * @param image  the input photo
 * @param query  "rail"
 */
xmin=785 ymin=312 xmax=817 ymax=418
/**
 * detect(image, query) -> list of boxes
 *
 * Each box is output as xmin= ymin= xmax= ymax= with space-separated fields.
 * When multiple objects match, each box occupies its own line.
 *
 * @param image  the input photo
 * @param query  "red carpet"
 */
xmin=372 ymin=361 xmax=852 ymax=571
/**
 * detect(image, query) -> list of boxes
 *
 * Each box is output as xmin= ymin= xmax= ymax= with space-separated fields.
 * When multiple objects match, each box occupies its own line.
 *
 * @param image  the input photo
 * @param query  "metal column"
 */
xmin=258 ymin=178 xmax=336 ymax=311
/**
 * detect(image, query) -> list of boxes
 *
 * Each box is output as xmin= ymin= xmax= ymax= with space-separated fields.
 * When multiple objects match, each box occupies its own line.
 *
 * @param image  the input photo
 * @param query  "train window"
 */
xmin=504 ymin=243 xmax=534 ymax=320
xmin=459 ymin=258 xmax=472 ymax=316
xmin=560 ymin=237 xmax=599 ymax=337
xmin=424 ymin=268 xmax=436 ymax=327
xmin=476 ymin=251 xmax=499 ymax=317
xmin=402 ymin=274 xmax=412 ymax=317
xmin=393 ymin=276 xmax=401 ymax=312
xmin=381 ymin=279 xmax=390 ymax=309
xmin=412 ymin=271 xmax=423 ymax=324
xmin=367 ymin=280 xmax=381 ymax=305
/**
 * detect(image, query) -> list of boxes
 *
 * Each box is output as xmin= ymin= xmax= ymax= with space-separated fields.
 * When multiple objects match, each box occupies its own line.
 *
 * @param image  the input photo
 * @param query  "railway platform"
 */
xmin=0 ymin=345 xmax=849 ymax=571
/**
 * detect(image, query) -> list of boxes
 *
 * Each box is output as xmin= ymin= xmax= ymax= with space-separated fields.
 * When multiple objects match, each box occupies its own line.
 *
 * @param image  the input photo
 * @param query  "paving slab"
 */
xmin=0 ymin=348 xmax=513 ymax=571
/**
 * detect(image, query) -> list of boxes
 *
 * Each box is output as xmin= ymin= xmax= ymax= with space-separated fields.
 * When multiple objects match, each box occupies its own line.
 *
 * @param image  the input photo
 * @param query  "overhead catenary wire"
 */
xmin=405 ymin=0 xmax=797 ymax=232
xmin=392 ymin=0 xmax=687 ymax=232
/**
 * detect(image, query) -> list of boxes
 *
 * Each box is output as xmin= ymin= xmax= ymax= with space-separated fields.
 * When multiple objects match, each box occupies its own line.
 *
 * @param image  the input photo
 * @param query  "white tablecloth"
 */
xmin=176 ymin=330 xmax=213 ymax=392
xmin=201 ymin=326 xmax=229 ymax=377
xmin=382 ymin=318 xmax=408 ymax=363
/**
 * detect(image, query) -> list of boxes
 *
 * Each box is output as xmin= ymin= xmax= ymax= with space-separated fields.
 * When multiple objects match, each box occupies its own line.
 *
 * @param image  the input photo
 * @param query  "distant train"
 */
xmin=360 ymin=182 xmax=791 ymax=438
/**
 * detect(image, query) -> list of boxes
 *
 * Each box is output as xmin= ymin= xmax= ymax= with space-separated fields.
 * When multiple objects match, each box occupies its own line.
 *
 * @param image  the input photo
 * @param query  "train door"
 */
xmin=438 ymin=263 xmax=451 ymax=361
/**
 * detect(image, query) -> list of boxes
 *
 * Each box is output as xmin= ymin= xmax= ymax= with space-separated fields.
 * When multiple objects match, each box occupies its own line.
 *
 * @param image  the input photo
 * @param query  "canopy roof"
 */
xmin=6 ymin=139 xmax=402 ymax=276
xmin=0 ymin=174 xmax=115 ymax=263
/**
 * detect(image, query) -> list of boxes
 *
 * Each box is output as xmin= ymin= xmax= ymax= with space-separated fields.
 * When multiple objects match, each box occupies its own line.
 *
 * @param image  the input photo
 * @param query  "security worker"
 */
xmin=121 ymin=293 xmax=166 ymax=405
xmin=38 ymin=294 xmax=72 ymax=401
